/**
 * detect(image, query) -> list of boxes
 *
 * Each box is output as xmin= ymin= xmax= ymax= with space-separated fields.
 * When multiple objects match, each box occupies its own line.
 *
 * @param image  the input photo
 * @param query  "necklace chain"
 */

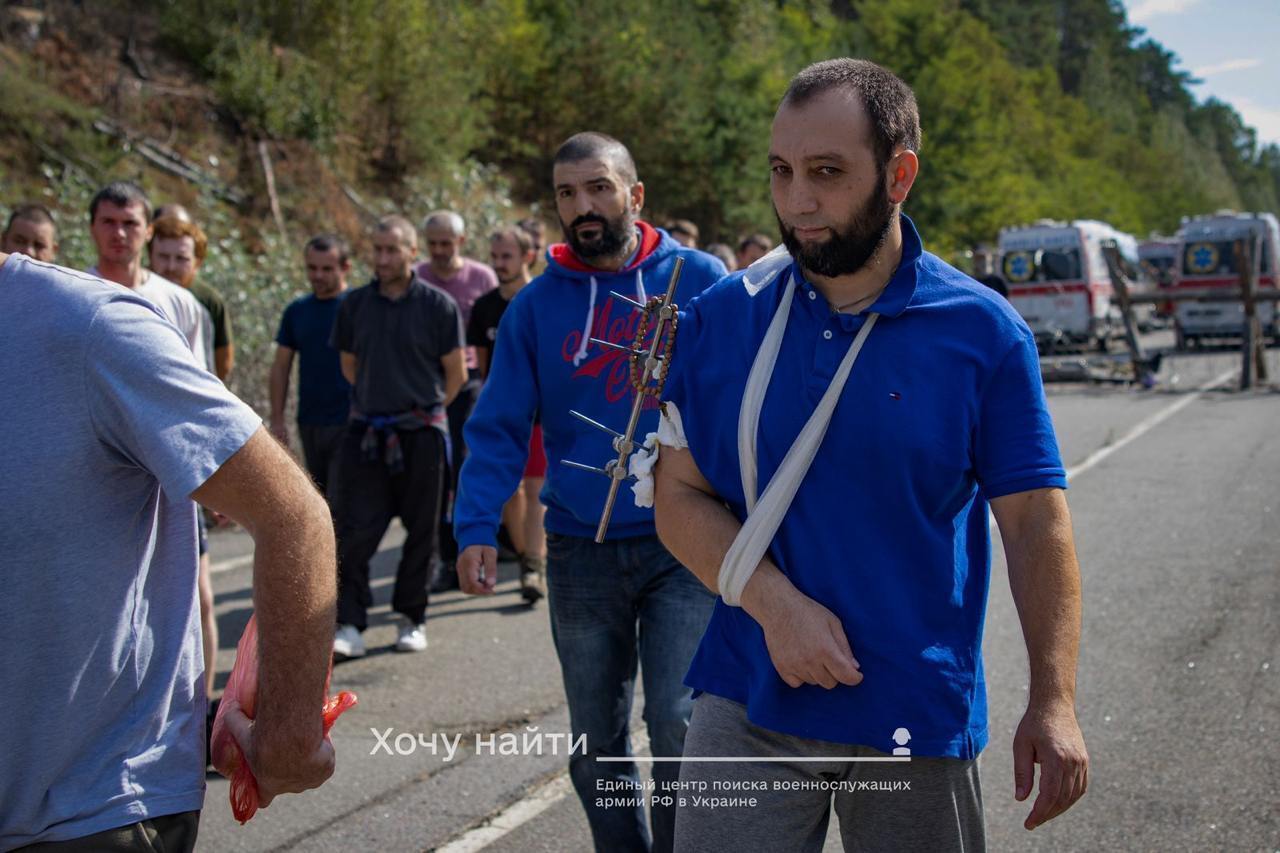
xmin=827 ymin=277 xmax=890 ymax=314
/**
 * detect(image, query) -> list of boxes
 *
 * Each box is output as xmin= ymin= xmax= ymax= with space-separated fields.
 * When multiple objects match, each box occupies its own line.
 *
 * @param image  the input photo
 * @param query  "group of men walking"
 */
xmin=2 ymin=57 xmax=1088 ymax=853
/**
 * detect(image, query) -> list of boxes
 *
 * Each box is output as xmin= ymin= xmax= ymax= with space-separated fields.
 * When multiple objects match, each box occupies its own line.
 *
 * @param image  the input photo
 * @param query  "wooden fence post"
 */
xmin=1101 ymin=242 xmax=1152 ymax=385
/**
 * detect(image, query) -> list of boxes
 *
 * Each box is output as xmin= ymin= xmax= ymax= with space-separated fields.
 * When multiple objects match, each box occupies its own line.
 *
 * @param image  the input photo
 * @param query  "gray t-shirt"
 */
xmin=331 ymin=276 xmax=464 ymax=416
xmin=0 ymin=255 xmax=262 ymax=847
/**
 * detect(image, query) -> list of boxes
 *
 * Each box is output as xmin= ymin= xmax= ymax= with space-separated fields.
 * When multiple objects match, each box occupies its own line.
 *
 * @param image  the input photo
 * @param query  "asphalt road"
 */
xmin=198 ymin=343 xmax=1280 ymax=852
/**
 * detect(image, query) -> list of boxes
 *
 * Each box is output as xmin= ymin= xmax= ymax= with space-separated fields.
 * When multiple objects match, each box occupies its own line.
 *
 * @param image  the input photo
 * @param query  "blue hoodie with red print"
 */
xmin=455 ymin=222 xmax=727 ymax=548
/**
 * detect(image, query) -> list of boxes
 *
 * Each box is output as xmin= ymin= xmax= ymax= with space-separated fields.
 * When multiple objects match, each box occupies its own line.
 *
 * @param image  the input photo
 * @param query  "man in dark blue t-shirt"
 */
xmin=647 ymin=59 xmax=1089 ymax=852
xmin=269 ymin=234 xmax=354 ymax=500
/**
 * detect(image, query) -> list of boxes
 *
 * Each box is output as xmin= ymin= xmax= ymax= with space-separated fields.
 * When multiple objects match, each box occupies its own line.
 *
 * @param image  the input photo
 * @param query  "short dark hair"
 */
xmin=5 ymin=203 xmax=56 ymax=234
xmin=89 ymin=181 xmax=152 ymax=223
xmin=304 ymin=233 xmax=351 ymax=264
xmin=517 ymin=217 xmax=545 ymax=240
xmin=374 ymin=215 xmax=417 ymax=248
xmin=490 ymin=225 xmax=533 ymax=254
xmin=553 ymin=132 xmax=638 ymax=185
xmin=666 ymin=219 xmax=699 ymax=241
xmin=782 ymin=58 xmax=921 ymax=165
xmin=739 ymin=233 xmax=773 ymax=253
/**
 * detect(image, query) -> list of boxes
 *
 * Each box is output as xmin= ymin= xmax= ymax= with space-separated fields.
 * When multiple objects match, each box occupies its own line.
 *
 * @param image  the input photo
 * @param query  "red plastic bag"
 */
xmin=210 ymin=615 xmax=358 ymax=823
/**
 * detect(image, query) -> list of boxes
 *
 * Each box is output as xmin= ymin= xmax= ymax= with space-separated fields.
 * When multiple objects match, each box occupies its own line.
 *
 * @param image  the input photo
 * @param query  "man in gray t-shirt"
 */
xmin=0 ymin=253 xmax=340 ymax=851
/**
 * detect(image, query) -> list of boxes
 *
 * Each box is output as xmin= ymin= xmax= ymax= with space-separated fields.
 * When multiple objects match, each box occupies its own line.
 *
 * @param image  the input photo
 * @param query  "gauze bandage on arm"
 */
xmin=630 ymin=402 xmax=688 ymax=508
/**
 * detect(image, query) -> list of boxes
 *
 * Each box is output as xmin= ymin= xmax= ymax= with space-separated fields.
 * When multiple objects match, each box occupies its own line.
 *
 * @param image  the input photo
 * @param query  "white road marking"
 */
xmin=988 ymin=366 xmax=1238 ymax=539
xmin=435 ymin=730 xmax=650 ymax=853
xmin=433 ymin=772 xmax=574 ymax=853
xmin=1063 ymin=367 xmax=1238 ymax=482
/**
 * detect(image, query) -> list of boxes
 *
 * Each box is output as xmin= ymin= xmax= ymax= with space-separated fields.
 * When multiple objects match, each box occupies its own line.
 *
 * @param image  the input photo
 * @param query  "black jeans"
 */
xmin=437 ymin=378 xmax=481 ymax=564
xmin=298 ymin=422 xmax=346 ymax=501
xmin=334 ymin=424 xmax=446 ymax=629
xmin=15 ymin=811 xmax=199 ymax=852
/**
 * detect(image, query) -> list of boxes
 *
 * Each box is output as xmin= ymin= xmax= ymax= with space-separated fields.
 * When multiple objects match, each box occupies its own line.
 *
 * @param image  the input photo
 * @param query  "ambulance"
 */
xmin=1172 ymin=211 xmax=1279 ymax=347
xmin=998 ymin=220 xmax=1140 ymax=351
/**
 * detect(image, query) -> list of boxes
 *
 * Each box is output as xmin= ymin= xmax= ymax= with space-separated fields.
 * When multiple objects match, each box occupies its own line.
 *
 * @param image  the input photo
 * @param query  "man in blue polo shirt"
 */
xmin=644 ymin=59 xmax=1088 ymax=851
xmin=270 ymin=233 xmax=354 ymax=501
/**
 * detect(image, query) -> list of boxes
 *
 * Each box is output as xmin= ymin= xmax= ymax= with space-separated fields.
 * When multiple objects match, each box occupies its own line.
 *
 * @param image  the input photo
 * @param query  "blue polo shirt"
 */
xmin=662 ymin=215 xmax=1065 ymax=759
xmin=276 ymin=292 xmax=351 ymax=426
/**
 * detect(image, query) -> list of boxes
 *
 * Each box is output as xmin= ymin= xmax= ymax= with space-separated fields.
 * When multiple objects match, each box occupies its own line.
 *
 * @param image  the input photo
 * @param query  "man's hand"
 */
xmin=458 ymin=544 xmax=498 ymax=595
xmin=269 ymin=417 xmax=290 ymax=448
xmin=216 ymin=698 xmax=335 ymax=807
xmin=752 ymin=579 xmax=863 ymax=690
xmin=1012 ymin=700 xmax=1089 ymax=830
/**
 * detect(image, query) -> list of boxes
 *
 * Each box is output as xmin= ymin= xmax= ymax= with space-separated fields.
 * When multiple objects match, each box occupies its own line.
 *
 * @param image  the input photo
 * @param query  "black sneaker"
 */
xmin=519 ymin=556 xmax=546 ymax=604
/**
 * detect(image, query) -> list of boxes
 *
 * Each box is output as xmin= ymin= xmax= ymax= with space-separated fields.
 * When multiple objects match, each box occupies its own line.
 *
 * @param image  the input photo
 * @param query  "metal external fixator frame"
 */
xmin=562 ymin=257 xmax=684 ymax=543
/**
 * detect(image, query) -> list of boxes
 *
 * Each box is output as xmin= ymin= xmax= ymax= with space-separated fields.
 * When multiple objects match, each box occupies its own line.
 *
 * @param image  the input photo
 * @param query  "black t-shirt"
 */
xmin=467 ymin=286 xmax=540 ymax=423
xmin=466 ymin=286 xmax=512 ymax=366
xmin=331 ymin=277 xmax=463 ymax=416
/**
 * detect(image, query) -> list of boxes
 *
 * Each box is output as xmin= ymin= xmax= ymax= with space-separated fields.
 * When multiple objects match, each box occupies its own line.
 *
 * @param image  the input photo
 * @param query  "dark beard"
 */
xmin=561 ymin=211 xmax=635 ymax=261
xmin=777 ymin=171 xmax=895 ymax=278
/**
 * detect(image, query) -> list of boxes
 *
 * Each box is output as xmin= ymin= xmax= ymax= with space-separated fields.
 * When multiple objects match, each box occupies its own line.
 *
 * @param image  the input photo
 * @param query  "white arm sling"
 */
xmin=718 ymin=266 xmax=878 ymax=606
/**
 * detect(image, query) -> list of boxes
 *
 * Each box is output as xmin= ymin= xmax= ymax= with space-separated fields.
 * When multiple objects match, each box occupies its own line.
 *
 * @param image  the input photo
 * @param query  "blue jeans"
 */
xmin=545 ymin=532 xmax=716 ymax=853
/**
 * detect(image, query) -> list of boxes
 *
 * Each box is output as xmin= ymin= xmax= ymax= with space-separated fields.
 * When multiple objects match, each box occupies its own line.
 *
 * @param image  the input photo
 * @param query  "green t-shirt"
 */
xmin=190 ymin=280 xmax=233 ymax=350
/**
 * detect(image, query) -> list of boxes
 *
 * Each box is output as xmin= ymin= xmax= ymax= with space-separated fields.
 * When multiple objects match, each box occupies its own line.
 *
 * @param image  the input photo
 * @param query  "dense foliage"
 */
xmin=151 ymin=0 xmax=1280 ymax=251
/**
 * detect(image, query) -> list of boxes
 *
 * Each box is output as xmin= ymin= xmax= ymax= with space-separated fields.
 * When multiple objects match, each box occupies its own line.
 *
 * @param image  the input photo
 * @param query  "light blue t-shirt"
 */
xmin=663 ymin=216 xmax=1066 ymax=759
xmin=0 ymin=255 xmax=262 ymax=848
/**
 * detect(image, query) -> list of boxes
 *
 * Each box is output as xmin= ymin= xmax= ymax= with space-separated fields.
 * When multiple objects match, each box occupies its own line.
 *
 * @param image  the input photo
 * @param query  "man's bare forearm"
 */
xmin=196 ymin=430 xmax=337 ymax=750
xmin=441 ymin=349 xmax=466 ymax=407
xmin=268 ymin=362 xmax=290 ymax=425
xmin=996 ymin=489 xmax=1082 ymax=707
xmin=339 ymin=353 xmax=357 ymax=386
xmin=250 ymin=487 xmax=336 ymax=749
xmin=653 ymin=452 xmax=793 ymax=625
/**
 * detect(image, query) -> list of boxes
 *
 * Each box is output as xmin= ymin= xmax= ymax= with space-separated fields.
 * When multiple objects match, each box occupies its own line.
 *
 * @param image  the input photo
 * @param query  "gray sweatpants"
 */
xmin=672 ymin=694 xmax=985 ymax=853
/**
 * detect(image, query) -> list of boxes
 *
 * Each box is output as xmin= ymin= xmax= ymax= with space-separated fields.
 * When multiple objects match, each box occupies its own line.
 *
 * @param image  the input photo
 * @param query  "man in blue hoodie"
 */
xmin=454 ymin=132 xmax=727 ymax=853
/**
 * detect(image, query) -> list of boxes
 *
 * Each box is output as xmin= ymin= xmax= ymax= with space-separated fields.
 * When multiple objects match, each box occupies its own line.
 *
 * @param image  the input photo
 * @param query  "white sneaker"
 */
xmin=333 ymin=624 xmax=365 ymax=659
xmin=395 ymin=619 xmax=428 ymax=653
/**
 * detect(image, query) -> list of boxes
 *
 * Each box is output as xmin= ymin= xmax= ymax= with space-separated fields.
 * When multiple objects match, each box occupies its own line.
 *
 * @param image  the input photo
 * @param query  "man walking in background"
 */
xmin=2 ymin=203 xmax=58 ymax=262
xmin=150 ymin=215 xmax=236 ymax=382
xmin=735 ymin=232 xmax=774 ymax=269
xmin=664 ymin=219 xmax=699 ymax=249
xmin=87 ymin=182 xmax=213 ymax=373
xmin=467 ymin=224 xmax=546 ymax=602
xmin=147 ymin=214 xmax=236 ymax=719
xmin=270 ymin=234 xmax=354 ymax=503
xmin=415 ymin=209 xmax=499 ymax=591
xmin=331 ymin=216 xmax=466 ymax=658
xmin=518 ymin=217 xmax=547 ymax=272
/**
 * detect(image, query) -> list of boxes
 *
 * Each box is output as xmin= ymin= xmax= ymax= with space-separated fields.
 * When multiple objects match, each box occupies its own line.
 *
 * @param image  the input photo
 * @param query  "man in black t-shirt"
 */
xmin=468 ymin=226 xmax=547 ymax=602
xmin=330 ymin=216 xmax=466 ymax=657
